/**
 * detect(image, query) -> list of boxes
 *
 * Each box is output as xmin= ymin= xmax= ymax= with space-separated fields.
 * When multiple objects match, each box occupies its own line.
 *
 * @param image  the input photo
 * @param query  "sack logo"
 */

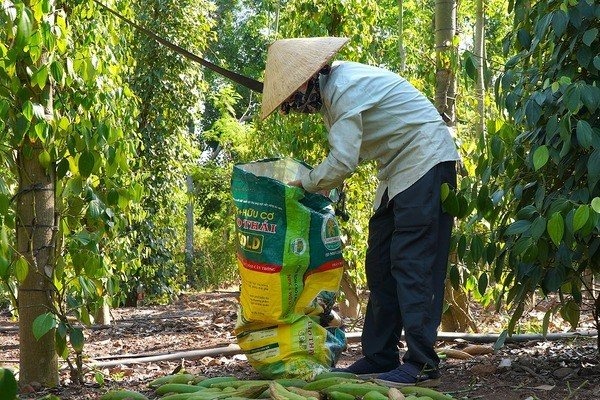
xmin=290 ymin=238 xmax=307 ymax=255
xmin=321 ymin=215 xmax=341 ymax=251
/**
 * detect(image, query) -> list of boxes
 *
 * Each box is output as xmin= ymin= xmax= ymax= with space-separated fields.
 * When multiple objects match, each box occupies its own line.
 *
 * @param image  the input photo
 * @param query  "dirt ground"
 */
xmin=1 ymin=291 xmax=599 ymax=400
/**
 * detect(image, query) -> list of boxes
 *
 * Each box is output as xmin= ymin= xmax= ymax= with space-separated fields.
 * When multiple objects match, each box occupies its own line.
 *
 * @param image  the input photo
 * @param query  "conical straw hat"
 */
xmin=261 ymin=37 xmax=349 ymax=120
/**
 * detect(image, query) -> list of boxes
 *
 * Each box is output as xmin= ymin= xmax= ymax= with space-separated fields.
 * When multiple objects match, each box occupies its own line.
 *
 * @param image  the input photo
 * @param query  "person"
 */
xmin=260 ymin=37 xmax=461 ymax=387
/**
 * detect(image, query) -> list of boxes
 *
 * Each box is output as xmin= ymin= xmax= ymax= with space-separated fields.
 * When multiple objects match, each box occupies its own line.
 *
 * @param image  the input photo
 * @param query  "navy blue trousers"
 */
xmin=361 ymin=161 xmax=456 ymax=370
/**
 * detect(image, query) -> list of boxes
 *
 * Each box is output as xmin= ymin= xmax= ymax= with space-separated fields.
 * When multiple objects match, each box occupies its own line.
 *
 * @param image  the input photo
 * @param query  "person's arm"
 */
xmin=300 ymin=111 xmax=363 ymax=193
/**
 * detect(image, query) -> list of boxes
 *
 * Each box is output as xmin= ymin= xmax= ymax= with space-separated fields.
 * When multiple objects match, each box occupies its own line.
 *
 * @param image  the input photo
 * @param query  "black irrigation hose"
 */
xmin=345 ymin=330 xmax=598 ymax=344
xmin=86 ymin=330 xmax=597 ymax=367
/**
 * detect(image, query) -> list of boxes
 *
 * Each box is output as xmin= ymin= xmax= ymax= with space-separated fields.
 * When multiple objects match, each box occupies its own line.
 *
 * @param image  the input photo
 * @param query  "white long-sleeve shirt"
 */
xmin=300 ymin=61 xmax=461 ymax=209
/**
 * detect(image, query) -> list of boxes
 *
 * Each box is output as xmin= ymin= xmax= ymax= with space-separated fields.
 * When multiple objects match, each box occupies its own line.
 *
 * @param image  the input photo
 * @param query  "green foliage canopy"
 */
xmin=0 ymin=0 xmax=143 ymax=375
xmin=465 ymin=0 xmax=600 ymax=331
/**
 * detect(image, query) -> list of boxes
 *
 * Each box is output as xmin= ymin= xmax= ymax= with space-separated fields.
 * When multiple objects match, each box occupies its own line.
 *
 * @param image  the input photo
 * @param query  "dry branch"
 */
xmin=87 ymin=343 xmax=242 ymax=368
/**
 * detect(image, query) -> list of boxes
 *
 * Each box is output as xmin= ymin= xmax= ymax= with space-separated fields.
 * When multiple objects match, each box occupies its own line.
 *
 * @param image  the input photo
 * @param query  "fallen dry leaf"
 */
xmin=462 ymin=344 xmax=494 ymax=356
xmin=438 ymin=347 xmax=473 ymax=359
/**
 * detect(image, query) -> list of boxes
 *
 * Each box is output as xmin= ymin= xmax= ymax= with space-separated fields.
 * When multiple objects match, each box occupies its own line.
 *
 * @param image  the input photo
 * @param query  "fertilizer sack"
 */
xmin=231 ymin=158 xmax=346 ymax=380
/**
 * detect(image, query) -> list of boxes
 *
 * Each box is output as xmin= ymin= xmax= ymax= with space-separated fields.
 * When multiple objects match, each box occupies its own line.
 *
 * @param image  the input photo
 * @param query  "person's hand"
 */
xmin=287 ymin=180 xmax=329 ymax=197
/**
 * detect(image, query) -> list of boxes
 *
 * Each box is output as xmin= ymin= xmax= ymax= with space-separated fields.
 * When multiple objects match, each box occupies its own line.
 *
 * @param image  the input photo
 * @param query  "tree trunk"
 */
xmin=397 ymin=0 xmax=406 ymax=72
xmin=17 ymin=141 xmax=59 ymax=387
xmin=441 ymin=279 xmax=478 ymax=332
xmin=434 ymin=0 xmax=471 ymax=333
xmin=94 ymin=295 xmax=112 ymax=325
xmin=434 ymin=0 xmax=457 ymax=124
xmin=474 ymin=0 xmax=485 ymax=137
xmin=185 ymin=175 xmax=195 ymax=286
xmin=338 ymin=271 xmax=361 ymax=319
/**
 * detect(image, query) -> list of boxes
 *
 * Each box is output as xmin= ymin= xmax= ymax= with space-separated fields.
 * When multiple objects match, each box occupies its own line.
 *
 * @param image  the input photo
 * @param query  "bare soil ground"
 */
xmin=1 ymin=291 xmax=599 ymax=400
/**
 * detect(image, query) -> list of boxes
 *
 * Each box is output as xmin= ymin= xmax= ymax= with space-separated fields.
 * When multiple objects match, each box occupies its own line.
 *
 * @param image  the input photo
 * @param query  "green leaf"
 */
xmin=547 ymin=212 xmax=564 ymax=246
xmin=525 ymin=99 xmax=542 ymax=126
xmin=564 ymin=84 xmax=582 ymax=113
xmin=493 ymin=330 xmax=508 ymax=351
xmin=0 ymin=257 xmax=9 ymax=278
xmin=440 ymin=182 xmax=450 ymax=202
xmin=57 ymin=158 xmax=70 ymax=179
xmin=533 ymin=145 xmax=549 ymax=170
xmin=513 ymin=236 xmax=533 ymax=256
xmin=505 ymin=219 xmax=532 ymax=236
xmin=542 ymin=308 xmax=553 ymax=336
xmin=79 ymin=305 xmax=92 ymax=326
xmin=477 ymin=272 xmax=488 ymax=295
xmin=456 ymin=194 xmax=471 ymax=219
xmin=441 ymin=189 xmax=459 ymax=216
xmin=14 ymin=5 xmax=33 ymax=49
xmin=86 ymin=199 xmax=103 ymax=219
xmin=448 ymin=264 xmax=460 ymax=290
xmin=0 ymin=368 xmax=18 ymax=400
xmin=546 ymin=116 xmax=559 ymax=141
xmin=38 ymin=150 xmax=51 ymax=169
xmin=15 ymin=257 xmax=29 ymax=282
xmin=559 ymin=137 xmax=571 ymax=158
xmin=543 ymin=266 xmax=564 ymax=292
xmin=72 ymin=231 xmax=92 ymax=245
xmin=0 ymin=99 xmax=9 ymax=121
xmin=42 ymin=0 xmax=52 ymax=13
xmin=94 ymin=371 xmax=105 ymax=386
xmin=485 ymin=242 xmax=497 ymax=264
xmin=577 ymin=46 xmax=593 ymax=69
xmin=516 ymin=205 xmax=538 ymax=219
xmin=476 ymin=185 xmax=493 ymax=213
xmin=105 ymin=189 xmax=119 ymax=206
xmin=507 ymin=302 xmax=524 ymax=335
xmin=50 ymin=61 xmax=65 ymax=86
xmin=588 ymin=150 xmax=600 ymax=185
xmin=581 ymin=85 xmax=600 ymax=113
xmin=464 ymin=51 xmax=477 ymax=80
xmin=457 ymin=235 xmax=467 ymax=261
xmin=491 ymin=135 xmax=503 ymax=159
xmin=576 ymin=120 xmax=593 ymax=149
xmin=78 ymin=151 xmax=95 ymax=178
xmin=572 ymin=205 xmax=590 ymax=232
xmin=582 ymin=28 xmax=598 ymax=46
xmin=469 ymin=235 xmax=484 ymax=264
xmin=592 ymin=197 xmax=600 ymax=213
xmin=517 ymin=29 xmax=531 ymax=49
xmin=13 ymin=114 xmax=29 ymax=145
xmin=34 ymin=121 xmax=48 ymax=141
xmin=0 ymin=194 xmax=8 ymax=217
xmin=58 ymin=116 xmax=70 ymax=131
xmin=22 ymin=101 xmax=34 ymax=121
xmin=559 ymin=300 xmax=580 ymax=330
xmin=55 ymin=326 xmax=69 ymax=358
xmin=530 ymin=215 xmax=547 ymax=239
xmin=70 ymin=327 xmax=85 ymax=353
xmin=32 ymin=65 xmax=48 ymax=88
xmin=551 ymin=10 xmax=568 ymax=37
xmin=32 ymin=312 xmax=57 ymax=340
xmin=54 ymin=330 xmax=69 ymax=358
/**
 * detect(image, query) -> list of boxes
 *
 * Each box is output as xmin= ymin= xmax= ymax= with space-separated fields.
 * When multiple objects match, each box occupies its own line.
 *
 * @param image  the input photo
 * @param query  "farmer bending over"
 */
xmin=260 ymin=37 xmax=461 ymax=387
